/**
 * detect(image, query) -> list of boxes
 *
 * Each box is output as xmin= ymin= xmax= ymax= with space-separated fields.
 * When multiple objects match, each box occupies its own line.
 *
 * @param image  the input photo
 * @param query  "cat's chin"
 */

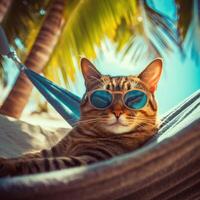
xmin=104 ymin=123 xmax=133 ymax=134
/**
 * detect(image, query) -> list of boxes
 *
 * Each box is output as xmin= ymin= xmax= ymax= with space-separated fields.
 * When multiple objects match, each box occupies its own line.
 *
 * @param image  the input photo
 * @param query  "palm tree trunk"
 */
xmin=0 ymin=0 xmax=13 ymax=22
xmin=0 ymin=0 xmax=66 ymax=118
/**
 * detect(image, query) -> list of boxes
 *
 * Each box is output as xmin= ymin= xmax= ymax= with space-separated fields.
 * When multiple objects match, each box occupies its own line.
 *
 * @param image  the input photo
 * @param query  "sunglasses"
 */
xmin=87 ymin=89 xmax=148 ymax=110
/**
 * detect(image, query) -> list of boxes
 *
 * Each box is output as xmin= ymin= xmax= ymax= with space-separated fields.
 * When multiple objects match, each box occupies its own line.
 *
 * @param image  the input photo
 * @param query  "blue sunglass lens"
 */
xmin=124 ymin=90 xmax=147 ymax=109
xmin=90 ymin=90 xmax=112 ymax=109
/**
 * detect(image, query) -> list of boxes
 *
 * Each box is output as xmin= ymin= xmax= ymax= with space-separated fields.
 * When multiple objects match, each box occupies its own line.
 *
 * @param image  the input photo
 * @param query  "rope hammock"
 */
xmin=0 ymin=27 xmax=200 ymax=199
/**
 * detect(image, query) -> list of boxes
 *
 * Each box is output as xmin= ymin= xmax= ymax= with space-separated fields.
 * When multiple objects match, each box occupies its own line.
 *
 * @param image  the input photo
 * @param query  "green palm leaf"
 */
xmin=176 ymin=0 xmax=193 ymax=42
xmin=118 ymin=1 xmax=183 ymax=62
xmin=45 ymin=0 xmax=141 ymax=84
xmin=45 ymin=0 xmax=188 ymax=85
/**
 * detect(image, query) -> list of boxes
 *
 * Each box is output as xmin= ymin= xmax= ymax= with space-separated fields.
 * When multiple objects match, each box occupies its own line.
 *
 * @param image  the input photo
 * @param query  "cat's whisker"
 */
xmin=74 ymin=118 xmax=109 ymax=126
xmin=126 ymin=117 xmax=155 ymax=123
xmin=126 ymin=116 xmax=155 ymax=120
xmin=73 ymin=119 xmax=98 ymax=126
xmin=126 ymin=120 xmax=155 ymax=128
xmin=127 ymin=119 xmax=155 ymax=123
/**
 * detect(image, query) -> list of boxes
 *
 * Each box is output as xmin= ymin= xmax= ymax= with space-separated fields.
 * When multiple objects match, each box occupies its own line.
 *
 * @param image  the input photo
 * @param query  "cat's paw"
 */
xmin=0 ymin=158 xmax=15 ymax=177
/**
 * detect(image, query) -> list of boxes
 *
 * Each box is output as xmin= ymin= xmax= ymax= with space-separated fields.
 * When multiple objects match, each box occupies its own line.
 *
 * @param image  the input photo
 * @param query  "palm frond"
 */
xmin=121 ymin=0 xmax=183 ymax=60
xmin=45 ymin=0 xmax=189 ymax=86
xmin=44 ymin=0 xmax=140 ymax=84
xmin=183 ymin=0 xmax=200 ymax=65
xmin=143 ymin=1 xmax=181 ymax=48
xmin=176 ymin=0 xmax=193 ymax=42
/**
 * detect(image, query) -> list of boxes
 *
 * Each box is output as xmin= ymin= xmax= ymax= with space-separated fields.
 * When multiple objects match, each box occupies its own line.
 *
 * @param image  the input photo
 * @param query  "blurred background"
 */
xmin=0 ymin=0 xmax=199 ymax=127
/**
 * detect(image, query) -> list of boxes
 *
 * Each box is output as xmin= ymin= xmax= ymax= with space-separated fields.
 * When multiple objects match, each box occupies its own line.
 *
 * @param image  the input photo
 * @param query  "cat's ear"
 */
xmin=81 ymin=58 xmax=102 ymax=90
xmin=138 ymin=58 xmax=162 ymax=93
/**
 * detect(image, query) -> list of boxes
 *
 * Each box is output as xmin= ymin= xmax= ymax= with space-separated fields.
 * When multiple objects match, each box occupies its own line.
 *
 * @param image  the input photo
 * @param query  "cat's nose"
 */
xmin=113 ymin=110 xmax=123 ymax=119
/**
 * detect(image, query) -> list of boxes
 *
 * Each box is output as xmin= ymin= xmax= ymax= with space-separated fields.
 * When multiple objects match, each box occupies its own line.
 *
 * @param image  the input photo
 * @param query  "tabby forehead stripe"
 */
xmin=119 ymin=78 xmax=124 ymax=88
xmin=110 ymin=77 xmax=114 ymax=90
xmin=125 ymin=82 xmax=128 ymax=90
xmin=121 ymin=79 xmax=127 ymax=90
xmin=107 ymin=77 xmax=137 ymax=91
xmin=112 ymin=79 xmax=117 ymax=89
xmin=127 ymin=82 xmax=131 ymax=90
xmin=118 ymin=77 xmax=123 ymax=88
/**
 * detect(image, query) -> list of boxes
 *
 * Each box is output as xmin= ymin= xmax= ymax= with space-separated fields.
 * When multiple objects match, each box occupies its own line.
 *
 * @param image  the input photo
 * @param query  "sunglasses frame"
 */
xmin=87 ymin=88 xmax=149 ymax=110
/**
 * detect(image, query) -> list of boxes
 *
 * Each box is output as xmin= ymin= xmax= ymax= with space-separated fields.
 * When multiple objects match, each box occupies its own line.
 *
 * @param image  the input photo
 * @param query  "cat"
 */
xmin=0 ymin=57 xmax=162 ymax=177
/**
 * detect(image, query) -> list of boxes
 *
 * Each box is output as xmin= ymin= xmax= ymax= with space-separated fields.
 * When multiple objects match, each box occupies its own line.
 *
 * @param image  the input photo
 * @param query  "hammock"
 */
xmin=1 ymin=27 xmax=200 ymax=199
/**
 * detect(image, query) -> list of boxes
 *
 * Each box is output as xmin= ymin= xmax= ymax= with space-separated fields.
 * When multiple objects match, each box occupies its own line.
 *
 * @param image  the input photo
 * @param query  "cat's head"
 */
xmin=79 ymin=58 xmax=162 ymax=135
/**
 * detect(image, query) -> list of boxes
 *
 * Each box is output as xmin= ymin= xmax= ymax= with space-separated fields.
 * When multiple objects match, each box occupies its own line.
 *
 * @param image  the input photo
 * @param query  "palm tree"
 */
xmin=0 ymin=0 xmax=66 ymax=118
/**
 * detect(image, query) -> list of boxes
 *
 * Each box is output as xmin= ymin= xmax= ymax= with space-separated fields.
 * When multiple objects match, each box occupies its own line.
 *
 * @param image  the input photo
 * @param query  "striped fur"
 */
xmin=0 ymin=58 xmax=162 ymax=177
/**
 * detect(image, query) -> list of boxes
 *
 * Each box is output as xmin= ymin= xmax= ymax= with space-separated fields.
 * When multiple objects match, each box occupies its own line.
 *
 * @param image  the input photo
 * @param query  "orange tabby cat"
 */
xmin=0 ymin=58 xmax=162 ymax=177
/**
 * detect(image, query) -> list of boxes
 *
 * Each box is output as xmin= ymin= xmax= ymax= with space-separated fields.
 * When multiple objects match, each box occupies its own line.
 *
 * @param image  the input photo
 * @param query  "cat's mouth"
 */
xmin=105 ymin=119 xmax=133 ymax=134
xmin=105 ymin=114 xmax=130 ymax=128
